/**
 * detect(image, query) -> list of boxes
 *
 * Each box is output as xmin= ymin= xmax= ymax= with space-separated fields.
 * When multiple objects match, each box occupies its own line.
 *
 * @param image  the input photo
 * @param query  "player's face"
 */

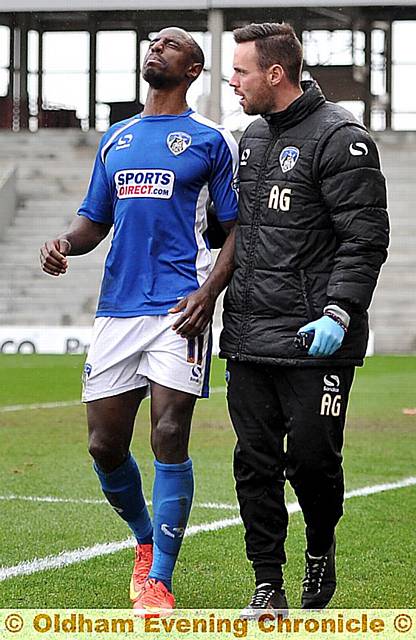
xmin=229 ymin=41 xmax=275 ymax=115
xmin=143 ymin=28 xmax=200 ymax=89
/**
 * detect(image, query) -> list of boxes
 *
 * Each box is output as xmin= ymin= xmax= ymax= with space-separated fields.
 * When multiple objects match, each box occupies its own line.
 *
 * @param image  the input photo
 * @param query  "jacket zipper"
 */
xmin=235 ymin=130 xmax=279 ymax=358
xmin=300 ymin=269 xmax=315 ymax=322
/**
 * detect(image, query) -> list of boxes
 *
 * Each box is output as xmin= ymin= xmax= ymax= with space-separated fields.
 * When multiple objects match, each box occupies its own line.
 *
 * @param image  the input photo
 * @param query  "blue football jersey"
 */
xmin=78 ymin=108 xmax=239 ymax=317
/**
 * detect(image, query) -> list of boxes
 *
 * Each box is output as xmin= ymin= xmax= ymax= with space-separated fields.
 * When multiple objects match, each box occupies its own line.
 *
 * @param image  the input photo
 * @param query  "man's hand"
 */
xmin=297 ymin=316 xmax=345 ymax=357
xmin=40 ymin=238 xmax=71 ymax=276
xmin=169 ymin=286 xmax=216 ymax=338
xmin=170 ymin=222 xmax=236 ymax=338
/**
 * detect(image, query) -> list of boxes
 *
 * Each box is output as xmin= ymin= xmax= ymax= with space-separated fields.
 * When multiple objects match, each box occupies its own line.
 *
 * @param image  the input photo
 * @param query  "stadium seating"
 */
xmin=369 ymin=131 xmax=416 ymax=354
xmin=0 ymin=129 xmax=110 ymax=327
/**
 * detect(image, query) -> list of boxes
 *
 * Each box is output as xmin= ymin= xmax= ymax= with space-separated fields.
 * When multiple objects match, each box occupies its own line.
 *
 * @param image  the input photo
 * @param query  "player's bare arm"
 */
xmin=170 ymin=221 xmax=236 ymax=337
xmin=40 ymin=216 xmax=112 ymax=276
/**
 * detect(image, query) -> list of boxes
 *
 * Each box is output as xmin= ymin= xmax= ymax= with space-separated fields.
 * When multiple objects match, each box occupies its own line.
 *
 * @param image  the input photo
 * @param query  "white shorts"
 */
xmin=82 ymin=315 xmax=212 ymax=402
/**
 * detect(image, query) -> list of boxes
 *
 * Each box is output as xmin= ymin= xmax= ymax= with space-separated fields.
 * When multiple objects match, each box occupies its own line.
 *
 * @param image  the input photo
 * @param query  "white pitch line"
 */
xmin=0 ymin=400 xmax=81 ymax=413
xmin=0 ymin=494 xmax=106 ymax=505
xmin=0 ymin=388 xmax=227 ymax=414
xmin=1 ymin=476 xmax=415 ymax=583
xmin=0 ymin=494 xmax=238 ymax=511
xmin=3 ymin=476 xmax=415 ymax=510
xmin=344 ymin=476 xmax=416 ymax=498
xmin=195 ymin=501 xmax=237 ymax=510
xmin=0 ymin=518 xmax=242 ymax=582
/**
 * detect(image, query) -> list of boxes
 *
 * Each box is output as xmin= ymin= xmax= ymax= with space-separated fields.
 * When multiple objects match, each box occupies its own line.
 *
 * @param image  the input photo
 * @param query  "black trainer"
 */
xmin=240 ymin=583 xmax=288 ymax=620
xmin=301 ymin=538 xmax=336 ymax=609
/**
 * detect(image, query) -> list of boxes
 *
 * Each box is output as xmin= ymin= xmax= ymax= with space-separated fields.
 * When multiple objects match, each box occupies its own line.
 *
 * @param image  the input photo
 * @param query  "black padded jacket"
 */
xmin=220 ymin=81 xmax=389 ymax=367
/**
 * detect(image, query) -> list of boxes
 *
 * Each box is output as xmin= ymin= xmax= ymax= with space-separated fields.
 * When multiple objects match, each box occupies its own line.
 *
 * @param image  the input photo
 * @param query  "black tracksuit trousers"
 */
xmin=226 ymin=359 xmax=355 ymax=587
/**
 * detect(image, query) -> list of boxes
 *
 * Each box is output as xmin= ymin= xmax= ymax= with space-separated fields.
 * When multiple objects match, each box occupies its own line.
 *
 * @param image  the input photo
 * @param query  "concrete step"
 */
xmin=375 ymin=271 xmax=416 ymax=287
xmin=17 ymin=187 xmax=86 ymax=200
xmin=18 ymin=176 xmax=89 ymax=187
xmin=17 ymin=166 xmax=93 ymax=180
xmin=383 ymin=170 xmax=416 ymax=180
xmin=3 ymin=230 xmax=76 ymax=244
xmin=15 ymin=203 xmax=81 ymax=213
xmin=0 ymin=296 xmax=98 ymax=311
xmin=0 ymin=152 xmax=95 ymax=164
xmin=0 ymin=311 xmax=95 ymax=327
xmin=11 ymin=216 xmax=77 ymax=227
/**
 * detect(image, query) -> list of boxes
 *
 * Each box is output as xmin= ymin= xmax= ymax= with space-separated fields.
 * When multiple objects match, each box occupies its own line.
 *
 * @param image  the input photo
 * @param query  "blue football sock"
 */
xmin=93 ymin=452 xmax=153 ymax=544
xmin=149 ymin=458 xmax=194 ymax=591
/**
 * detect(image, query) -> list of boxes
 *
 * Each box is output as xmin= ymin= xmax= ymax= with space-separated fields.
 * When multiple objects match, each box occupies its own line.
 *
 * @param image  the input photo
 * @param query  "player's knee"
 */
xmin=88 ymin=434 xmax=126 ymax=471
xmin=152 ymin=418 xmax=186 ymax=462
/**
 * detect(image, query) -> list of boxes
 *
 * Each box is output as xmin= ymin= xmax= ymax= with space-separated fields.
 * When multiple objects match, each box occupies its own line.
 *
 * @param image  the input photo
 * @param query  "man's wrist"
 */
xmin=323 ymin=304 xmax=350 ymax=332
xmin=201 ymin=279 xmax=221 ymax=300
xmin=58 ymin=236 xmax=72 ymax=255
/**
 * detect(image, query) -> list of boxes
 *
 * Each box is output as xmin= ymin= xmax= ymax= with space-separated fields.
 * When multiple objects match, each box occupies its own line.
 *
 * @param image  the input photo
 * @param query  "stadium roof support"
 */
xmin=1 ymin=4 xmax=416 ymax=130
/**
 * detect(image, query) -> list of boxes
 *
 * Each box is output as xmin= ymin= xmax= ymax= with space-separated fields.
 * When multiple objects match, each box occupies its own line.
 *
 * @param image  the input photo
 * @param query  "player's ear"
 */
xmin=186 ymin=62 xmax=203 ymax=83
xmin=268 ymin=63 xmax=284 ymax=87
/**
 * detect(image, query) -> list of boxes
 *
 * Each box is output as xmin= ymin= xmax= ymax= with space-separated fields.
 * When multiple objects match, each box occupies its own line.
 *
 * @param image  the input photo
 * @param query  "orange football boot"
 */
xmin=132 ymin=578 xmax=175 ymax=617
xmin=129 ymin=543 xmax=153 ymax=603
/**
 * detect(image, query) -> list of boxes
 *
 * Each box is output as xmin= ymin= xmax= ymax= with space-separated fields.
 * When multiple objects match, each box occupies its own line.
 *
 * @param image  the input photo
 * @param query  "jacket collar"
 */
xmin=263 ymin=80 xmax=325 ymax=131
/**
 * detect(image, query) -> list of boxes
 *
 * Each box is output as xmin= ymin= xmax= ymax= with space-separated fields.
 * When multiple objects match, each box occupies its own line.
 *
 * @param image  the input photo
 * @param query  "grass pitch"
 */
xmin=0 ymin=355 xmax=415 ymax=609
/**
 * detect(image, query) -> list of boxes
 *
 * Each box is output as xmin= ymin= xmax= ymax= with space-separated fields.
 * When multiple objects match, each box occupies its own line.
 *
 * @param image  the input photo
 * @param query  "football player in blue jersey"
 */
xmin=40 ymin=27 xmax=238 ymax=614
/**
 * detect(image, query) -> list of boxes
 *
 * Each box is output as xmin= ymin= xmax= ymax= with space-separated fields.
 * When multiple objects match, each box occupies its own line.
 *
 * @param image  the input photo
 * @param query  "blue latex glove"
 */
xmin=297 ymin=315 xmax=345 ymax=357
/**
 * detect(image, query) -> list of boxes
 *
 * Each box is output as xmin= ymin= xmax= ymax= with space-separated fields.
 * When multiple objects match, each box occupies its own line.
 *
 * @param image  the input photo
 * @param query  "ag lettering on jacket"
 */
xmin=268 ymin=184 xmax=292 ymax=211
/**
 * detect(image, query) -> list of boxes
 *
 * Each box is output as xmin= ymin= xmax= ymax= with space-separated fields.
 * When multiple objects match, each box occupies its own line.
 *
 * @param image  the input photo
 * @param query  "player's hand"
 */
xmin=40 ymin=238 xmax=71 ymax=276
xmin=297 ymin=316 xmax=345 ymax=357
xmin=169 ymin=286 xmax=216 ymax=338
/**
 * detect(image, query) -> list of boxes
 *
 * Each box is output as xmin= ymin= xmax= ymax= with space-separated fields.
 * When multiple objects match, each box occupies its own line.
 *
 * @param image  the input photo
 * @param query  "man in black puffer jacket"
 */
xmin=220 ymin=22 xmax=389 ymax=614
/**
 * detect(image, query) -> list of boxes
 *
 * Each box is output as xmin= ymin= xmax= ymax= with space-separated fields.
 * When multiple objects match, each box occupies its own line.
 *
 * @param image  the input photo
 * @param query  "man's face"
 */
xmin=143 ymin=28 xmax=200 ymax=89
xmin=229 ymin=41 xmax=275 ymax=115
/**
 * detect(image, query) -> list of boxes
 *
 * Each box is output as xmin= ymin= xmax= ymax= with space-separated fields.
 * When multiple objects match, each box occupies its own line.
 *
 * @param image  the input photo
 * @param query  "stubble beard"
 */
xmin=143 ymin=67 xmax=167 ymax=89
xmin=143 ymin=67 xmax=182 ymax=90
xmin=242 ymin=92 xmax=275 ymax=116
xmin=243 ymin=102 xmax=261 ymax=116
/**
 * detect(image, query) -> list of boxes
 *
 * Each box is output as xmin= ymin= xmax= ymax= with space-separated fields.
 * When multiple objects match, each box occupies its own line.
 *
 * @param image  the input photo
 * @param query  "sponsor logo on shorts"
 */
xmin=190 ymin=364 xmax=202 ymax=384
xmin=161 ymin=524 xmax=185 ymax=539
xmin=82 ymin=363 xmax=92 ymax=389
xmin=82 ymin=363 xmax=92 ymax=395
xmin=84 ymin=363 xmax=92 ymax=377
xmin=115 ymin=169 xmax=175 ymax=199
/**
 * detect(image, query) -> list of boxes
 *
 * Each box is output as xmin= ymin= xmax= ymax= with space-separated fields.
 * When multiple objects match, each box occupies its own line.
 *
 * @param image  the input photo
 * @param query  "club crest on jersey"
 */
xmin=167 ymin=132 xmax=192 ymax=156
xmin=279 ymin=146 xmax=300 ymax=173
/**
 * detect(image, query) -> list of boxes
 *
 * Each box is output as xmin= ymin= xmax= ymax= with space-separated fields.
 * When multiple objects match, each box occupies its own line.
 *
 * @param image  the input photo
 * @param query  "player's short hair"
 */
xmin=188 ymin=37 xmax=205 ymax=69
xmin=233 ymin=22 xmax=302 ymax=85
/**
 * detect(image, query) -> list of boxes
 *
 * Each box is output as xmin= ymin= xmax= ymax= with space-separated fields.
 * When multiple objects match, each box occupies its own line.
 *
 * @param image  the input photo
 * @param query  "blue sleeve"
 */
xmin=208 ymin=131 xmax=239 ymax=223
xmin=77 ymin=135 xmax=114 ymax=225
